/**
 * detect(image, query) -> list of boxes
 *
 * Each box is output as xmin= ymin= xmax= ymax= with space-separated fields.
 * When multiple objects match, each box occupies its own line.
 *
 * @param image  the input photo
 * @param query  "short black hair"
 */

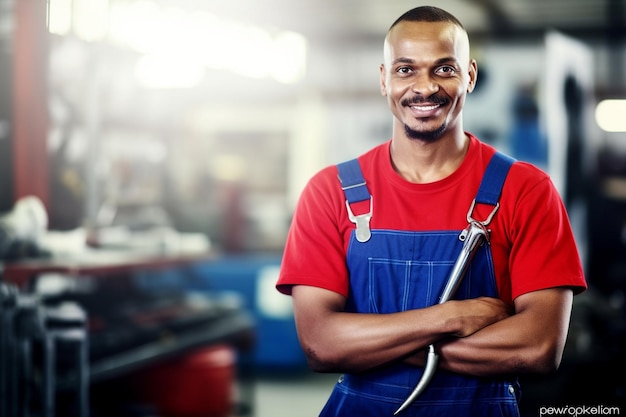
xmin=389 ymin=6 xmax=465 ymax=31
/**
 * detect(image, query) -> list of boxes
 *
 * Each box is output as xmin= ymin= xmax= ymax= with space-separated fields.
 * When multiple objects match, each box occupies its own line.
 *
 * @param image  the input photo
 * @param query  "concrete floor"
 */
xmin=251 ymin=372 xmax=337 ymax=417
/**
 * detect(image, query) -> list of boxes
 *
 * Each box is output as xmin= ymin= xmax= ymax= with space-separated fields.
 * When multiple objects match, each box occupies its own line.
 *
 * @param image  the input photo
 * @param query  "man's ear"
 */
xmin=379 ymin=64 xmax=388 ymax=96
xmin=467 ymin=60 xmax=478 ymax=93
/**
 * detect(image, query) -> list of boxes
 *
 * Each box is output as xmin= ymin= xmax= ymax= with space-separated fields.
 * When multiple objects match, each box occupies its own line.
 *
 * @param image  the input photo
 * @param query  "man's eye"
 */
xmin=397 ymin=67 xmax=412 ymax=74
xmin=436 ymin=66 xmax=457 ymax=76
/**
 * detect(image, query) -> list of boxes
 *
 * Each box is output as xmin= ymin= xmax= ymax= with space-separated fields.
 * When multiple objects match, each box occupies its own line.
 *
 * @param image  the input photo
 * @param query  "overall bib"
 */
xmin=319 ymin=153 xmax=520 ymax=417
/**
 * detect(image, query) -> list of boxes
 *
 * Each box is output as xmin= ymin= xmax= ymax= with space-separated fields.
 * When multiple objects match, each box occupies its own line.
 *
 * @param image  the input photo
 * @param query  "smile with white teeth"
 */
xmin=410 ymin=104 xmax=439 ymax=111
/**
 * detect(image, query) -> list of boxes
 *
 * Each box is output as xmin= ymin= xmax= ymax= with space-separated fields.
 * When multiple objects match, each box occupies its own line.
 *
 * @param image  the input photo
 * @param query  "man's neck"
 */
xmin=389 ymin=131 xmax=470 ymax=184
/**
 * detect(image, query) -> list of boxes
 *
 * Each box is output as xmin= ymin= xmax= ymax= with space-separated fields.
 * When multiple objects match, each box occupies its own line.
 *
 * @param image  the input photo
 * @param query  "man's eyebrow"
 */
xmin=391 ymin=57 xmax=415 ymax=65
xmin=435 ymin=57 xmax=461 ymax=66
xmin=391 ymin=57 xmax=460 ymax=66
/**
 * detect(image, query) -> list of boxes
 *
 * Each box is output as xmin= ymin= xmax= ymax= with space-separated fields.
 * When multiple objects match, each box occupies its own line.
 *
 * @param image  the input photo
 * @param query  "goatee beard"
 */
xmin=404 ymin=122 xmax=447 ymax=142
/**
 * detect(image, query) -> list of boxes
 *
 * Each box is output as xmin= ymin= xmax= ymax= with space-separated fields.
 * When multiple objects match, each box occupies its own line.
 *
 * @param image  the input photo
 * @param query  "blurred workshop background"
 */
xmin=0 ymin=0 xmax=624 ymax=416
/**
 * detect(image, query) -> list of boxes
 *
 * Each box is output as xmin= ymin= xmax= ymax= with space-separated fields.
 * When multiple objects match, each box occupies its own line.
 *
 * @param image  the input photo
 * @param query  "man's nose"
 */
xmin=411 ymin=74 xmax=438 ymax=95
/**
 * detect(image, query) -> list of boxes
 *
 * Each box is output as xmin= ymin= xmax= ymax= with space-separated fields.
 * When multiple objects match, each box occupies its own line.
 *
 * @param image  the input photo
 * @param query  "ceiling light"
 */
xmin=595 ymin=99 xmax=626 ymax=132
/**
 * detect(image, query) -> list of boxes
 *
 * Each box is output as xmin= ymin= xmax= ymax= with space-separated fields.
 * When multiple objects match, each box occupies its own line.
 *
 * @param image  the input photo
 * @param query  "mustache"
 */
xmin=401 ymin=95 xmax=448 ymax=107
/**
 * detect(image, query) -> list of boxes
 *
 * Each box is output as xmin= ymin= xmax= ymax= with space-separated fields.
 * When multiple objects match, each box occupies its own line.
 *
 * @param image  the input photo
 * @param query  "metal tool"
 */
xmin=393 ymin=220 xmax=490 ymax=415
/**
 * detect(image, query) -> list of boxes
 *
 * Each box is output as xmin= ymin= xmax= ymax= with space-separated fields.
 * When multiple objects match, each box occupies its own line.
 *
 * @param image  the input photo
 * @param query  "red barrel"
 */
xmin=139 ymin=344 xmax=236 ymax=417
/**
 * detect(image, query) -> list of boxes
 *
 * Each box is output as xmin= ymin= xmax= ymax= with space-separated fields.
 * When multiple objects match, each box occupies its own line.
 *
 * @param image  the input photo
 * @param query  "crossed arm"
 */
xmin=291 ymin=285 xmax=573 ymax=376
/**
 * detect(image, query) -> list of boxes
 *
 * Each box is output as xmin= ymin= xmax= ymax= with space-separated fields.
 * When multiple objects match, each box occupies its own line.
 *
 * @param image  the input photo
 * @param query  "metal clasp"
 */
xmin=466 ymin=199 xmax=500 ymax=226
xmin=346 ymin=198 xmax=372 ymax=243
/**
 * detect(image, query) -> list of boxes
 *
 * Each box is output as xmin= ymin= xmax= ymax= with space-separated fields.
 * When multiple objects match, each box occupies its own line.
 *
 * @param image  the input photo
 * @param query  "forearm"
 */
xmin=437 ymin=315 xmax=549 ymax=376
xmin=293 ymin=286 xmax=512 ymax=374
xmin=437 ymin=288 xmax=573 ymax=377
xmin=299 ymin=304 xmax=454 ymax=373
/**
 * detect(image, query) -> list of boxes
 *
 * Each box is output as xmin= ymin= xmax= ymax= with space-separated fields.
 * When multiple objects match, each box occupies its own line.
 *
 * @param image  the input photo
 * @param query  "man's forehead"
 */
xmin=383 ymin=21 xmax=470 ymax=62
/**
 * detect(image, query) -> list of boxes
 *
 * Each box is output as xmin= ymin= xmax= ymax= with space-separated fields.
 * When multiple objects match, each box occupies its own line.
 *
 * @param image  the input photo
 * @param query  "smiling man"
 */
xmin=276 ymin=6 xmax=587 ymax=416
xmin=382 ymin=14 xmax=474 ymax=144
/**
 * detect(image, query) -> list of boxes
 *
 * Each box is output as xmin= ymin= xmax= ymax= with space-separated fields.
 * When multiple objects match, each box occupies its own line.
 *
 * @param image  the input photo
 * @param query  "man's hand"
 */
xmin=404 ymin=296 xmax=512 ymax=368
xmin=437 ymin=288 xmax=574 ymax=376
xmin=447 ymin=297 xmax=513 ymax=338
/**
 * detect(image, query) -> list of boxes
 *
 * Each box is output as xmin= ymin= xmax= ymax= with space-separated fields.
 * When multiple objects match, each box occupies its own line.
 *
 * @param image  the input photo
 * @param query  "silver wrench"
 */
xmin=393 ymin=221 xmax=490 ymax=415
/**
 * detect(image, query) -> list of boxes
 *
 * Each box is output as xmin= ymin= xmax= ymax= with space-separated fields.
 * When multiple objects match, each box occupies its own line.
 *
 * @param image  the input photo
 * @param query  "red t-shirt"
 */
xmin=277 ymin=134 xmax=587 ymax=304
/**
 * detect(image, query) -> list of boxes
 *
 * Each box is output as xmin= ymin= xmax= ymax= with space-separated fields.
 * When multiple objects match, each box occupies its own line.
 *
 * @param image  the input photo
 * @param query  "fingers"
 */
xmin=451 ymin=297 xmax=512 ymax=337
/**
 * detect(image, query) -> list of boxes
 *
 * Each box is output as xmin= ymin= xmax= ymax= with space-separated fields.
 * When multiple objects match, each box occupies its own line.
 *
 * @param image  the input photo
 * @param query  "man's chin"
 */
xmin=404 ymin=123 xmax=447 ymax=142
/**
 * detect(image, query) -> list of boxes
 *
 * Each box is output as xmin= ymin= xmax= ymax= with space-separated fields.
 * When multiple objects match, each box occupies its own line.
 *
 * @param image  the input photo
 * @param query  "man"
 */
xmin=276 ymin=6 xmax=587 ymax=416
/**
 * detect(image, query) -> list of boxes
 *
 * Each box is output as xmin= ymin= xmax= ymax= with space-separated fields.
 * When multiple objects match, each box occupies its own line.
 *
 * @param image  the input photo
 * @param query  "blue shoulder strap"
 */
xmin=475 ymin=152 xmax=516 ymax=206
xmin=337 ymin=153 xmax=514 ymax=206
xmin=336 ymin=158 xmax=370 ymax=203
xmin=337 ymin=158 xmax=373 ymax=242
xmin=336 ymin=152 xmax=514 ymax=238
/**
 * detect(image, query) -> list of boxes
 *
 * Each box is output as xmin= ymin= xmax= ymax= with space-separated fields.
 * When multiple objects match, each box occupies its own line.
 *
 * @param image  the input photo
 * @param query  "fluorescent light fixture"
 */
xmin=110 ymin=1 xmax=307 ymax=87
xmin=595 ymin=99 xmax=626 ymax=132
xmin=48 ymin=0 xmax=73 ymax=35
xmin=73 ymin=0 xmax=109 ymax=41
xmin=49 ymin=0 xmax=307 ymax=87
xmin=134 ymin=54 xmax=205 ymax=89
xmin=270 ymin=31 xmax=307 ymax=84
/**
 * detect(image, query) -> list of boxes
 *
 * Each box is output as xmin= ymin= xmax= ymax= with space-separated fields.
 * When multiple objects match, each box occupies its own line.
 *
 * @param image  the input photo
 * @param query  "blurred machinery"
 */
xmin=0 ymin=197 xmax=256 ymax=417
xmin=0 ymin=282 xmax=88 ymax=417
xmin=1 ymin=254 xmax=256 ymax=417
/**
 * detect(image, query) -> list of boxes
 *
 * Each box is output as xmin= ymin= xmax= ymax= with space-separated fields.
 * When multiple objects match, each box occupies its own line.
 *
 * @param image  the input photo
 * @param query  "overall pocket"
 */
xmin=367 ymin=258 xmax=454 ymax=313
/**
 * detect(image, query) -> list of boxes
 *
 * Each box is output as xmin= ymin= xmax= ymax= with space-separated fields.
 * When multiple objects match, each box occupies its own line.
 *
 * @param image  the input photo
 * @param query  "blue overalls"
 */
xmin=320 ymin=153 xmax=520 ymax=417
